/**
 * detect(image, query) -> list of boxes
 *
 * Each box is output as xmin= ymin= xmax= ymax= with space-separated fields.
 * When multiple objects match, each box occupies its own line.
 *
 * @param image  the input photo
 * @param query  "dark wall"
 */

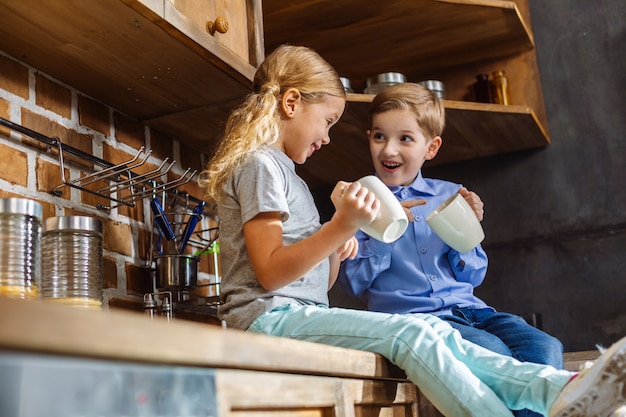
xmin=423 ymin=0 xmax=626 ymax=352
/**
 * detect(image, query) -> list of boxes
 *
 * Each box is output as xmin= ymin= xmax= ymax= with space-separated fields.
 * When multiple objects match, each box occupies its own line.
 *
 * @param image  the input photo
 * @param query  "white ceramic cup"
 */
xmin=357 ymin=175 xmax=408 ymax=243
xmin=426 ymin=192 xmax=485 ymax=253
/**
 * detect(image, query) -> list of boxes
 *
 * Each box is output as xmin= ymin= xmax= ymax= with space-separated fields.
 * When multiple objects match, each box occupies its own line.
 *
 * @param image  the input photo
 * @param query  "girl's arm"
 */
xmin=244 ymin=181 xmax=377 ymax=291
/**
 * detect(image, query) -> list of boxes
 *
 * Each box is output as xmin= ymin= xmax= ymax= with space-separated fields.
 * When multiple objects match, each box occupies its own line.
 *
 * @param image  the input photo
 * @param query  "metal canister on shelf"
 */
xmin=364 ymin=72 xmax=407 ymax=95
xmin=41 ymin=216 xmax=103 ymax=309
xmin=339 ymin=77 xmax=353 ymax=93
xmin=491 ymin=70 xmax=512 ymax=105
xmin=418 ymin=80 xmax=446 ymax=100
xmin=0 ymin=198 xmax=43 ymax=300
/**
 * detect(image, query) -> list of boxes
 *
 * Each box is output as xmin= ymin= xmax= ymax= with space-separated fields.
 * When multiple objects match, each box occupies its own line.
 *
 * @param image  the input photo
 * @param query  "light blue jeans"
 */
xmin=247 ymin=304 xmax=573 ymax=417
xmin=442 ymin=307 xmax=565 ymax=417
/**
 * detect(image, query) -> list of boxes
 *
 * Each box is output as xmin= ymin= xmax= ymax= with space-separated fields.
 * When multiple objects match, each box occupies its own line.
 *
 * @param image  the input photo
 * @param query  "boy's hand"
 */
xmin=400 ymin=199 xmax=427 ymax=221
xmin=458 ymin=187 xmax=484 ymax=221
xmin=337 ymin=236 xmax=359 ymax=261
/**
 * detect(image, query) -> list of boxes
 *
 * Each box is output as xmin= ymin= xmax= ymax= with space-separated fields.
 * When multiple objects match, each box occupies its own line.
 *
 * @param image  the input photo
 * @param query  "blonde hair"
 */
xmin=369 ymin=83 xmax=445 ymax=139
xmin=199 ymin=44 xmax=345 ymax=202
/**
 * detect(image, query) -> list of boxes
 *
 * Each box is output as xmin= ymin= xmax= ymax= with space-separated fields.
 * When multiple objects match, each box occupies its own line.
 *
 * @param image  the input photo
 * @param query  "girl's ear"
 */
xmin=281 ymin=88 xmax=302 ymax=118
xmin=425 ymin=136 xmax=443 ymax=161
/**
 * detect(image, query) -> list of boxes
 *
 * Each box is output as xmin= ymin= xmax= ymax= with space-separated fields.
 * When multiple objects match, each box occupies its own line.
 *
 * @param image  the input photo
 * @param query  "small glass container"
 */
xmin=41 ymin=216 xmax=103 ymax=309
xmin=491 ymin=70 xmax=512 ymax=105
xmin=0 ymin=198 xmax=43 ymax=300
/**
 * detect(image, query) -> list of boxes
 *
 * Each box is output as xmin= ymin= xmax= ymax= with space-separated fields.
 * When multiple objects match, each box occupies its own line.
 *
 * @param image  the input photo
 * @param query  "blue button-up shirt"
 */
xmin=338 ymin=171 xmax=491 ymax=316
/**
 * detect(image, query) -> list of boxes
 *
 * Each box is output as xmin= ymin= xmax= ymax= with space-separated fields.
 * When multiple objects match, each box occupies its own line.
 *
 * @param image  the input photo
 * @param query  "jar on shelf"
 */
xmin=491 ymin=70 xmax=512 ymax=105
xmin=0 ymin=198 xmax=43 ymax=300
xmin=474 ymin=73 xmax=493 ymax=103
xmin=364 ymin=72 xmax=407 ymax=95
xmin=418 ymin=80 xmax=446 ymax=100
xmin=41 ymin=216 xmax=103 ymax=309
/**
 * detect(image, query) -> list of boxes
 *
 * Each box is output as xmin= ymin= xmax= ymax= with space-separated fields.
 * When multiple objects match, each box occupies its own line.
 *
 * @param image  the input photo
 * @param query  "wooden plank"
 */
xmin=0 ymin=298 xmax=407 ymax=381
xmin=215 ymin=369 xmax=417 ymax=416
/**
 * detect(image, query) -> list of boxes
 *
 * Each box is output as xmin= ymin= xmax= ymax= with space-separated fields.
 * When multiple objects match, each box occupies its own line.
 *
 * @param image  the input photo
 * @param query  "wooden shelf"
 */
xmin=264 ymin=0 xmax=551 ymax=192
xmin=1 ymin=0 xmax=549 ymax=186
xmin=0 ymin=0 xmax=261 ymax=148
xmin=263 ymin=0 xmax=534 ymax=90
xmin=297 ymin=93 xmax=550 ymax=192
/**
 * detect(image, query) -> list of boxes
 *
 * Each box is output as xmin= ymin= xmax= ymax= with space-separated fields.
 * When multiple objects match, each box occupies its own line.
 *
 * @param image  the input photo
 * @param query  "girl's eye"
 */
xmin=373 ymin=132 xmax=385 ymax=141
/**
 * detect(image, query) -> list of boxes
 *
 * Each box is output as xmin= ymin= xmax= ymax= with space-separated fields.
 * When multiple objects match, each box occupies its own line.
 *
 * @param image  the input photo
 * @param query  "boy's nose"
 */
xmin=382 ymin=141 xmax=399 ymax=155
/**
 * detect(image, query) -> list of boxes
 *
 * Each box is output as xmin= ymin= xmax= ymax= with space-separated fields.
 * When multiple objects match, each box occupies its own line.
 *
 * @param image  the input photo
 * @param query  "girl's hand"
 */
xmin=458 ymin=187 xmax=484 ymax=221
xmin=400 ymin=199 xmax=427 ymax=221
xmin=337 ymin=236 xmax=359 ymax=261
xmin=330 ymin=181 xmax=379 ymax=231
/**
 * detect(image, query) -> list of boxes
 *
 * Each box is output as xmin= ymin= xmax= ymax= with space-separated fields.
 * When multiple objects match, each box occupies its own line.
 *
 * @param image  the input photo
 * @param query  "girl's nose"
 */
xmin=322 ymin=134 xmax=330 ymax=145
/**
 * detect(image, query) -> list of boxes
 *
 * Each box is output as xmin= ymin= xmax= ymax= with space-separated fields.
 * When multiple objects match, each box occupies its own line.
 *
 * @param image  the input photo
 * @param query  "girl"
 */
xmin=199 ymin=44 xmax=626 ymax=417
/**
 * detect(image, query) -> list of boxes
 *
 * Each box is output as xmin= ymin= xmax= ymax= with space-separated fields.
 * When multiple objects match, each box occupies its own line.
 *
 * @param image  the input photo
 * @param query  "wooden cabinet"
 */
xmin=263 ymin=0 xmax=549 ymax=192
xmin=165 ymin=0 xmax=262 ymax=67
xmin=0 ymin=0 xmax=264 ymax=149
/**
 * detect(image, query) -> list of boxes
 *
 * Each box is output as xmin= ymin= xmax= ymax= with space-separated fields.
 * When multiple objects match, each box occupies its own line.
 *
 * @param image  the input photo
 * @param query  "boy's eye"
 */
xmin=400 ymin=135 xmax=413 ymax=143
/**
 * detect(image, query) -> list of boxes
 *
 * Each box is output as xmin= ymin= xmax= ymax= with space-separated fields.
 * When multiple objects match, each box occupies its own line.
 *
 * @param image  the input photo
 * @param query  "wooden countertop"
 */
xmin=0 ymin=298 xmax=406 ymax=381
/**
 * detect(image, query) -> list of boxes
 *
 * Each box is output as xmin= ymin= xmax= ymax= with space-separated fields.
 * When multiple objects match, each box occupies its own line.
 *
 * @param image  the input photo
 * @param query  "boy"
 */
xmin=338 ymin=83 xmax=563 ymax=417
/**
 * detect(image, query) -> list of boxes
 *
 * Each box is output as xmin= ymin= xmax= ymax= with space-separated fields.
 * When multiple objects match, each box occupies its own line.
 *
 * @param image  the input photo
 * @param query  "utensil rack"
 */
xmin=0 ymin=117 xmax=200 ymax=210
xmin=147 ymin=195 xmax=220 ymax=267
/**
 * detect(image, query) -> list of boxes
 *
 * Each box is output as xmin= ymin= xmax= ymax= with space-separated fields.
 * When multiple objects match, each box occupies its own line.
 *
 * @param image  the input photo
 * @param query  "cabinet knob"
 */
xmin=207 ymin=16 xmax=229 ymax=36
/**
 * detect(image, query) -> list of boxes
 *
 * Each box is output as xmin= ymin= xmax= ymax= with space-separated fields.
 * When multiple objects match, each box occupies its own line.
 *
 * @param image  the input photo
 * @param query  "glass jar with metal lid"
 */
xmin=41 ymin=216 xmax=103 ymax=309
xmin=364 ymin=72 xmax=407 ymax=95
xmin=0 ymin=198 xmax=43 ymax=300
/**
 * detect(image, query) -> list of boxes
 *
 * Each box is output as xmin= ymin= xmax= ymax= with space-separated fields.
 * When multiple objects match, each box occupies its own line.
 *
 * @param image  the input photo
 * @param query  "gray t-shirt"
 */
xmin=217 ymin=146 xmax=330 ymax=330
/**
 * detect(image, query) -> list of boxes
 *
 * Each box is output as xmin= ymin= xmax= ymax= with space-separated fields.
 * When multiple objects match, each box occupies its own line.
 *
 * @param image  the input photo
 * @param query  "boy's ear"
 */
xmin=425 ymin=136 xmax=443 ymax=161
xmin=281 ymin=88 xmax=301 ymax=118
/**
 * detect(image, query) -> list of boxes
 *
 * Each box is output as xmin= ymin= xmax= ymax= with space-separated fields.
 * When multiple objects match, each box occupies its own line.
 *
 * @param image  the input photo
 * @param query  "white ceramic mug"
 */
xmin=357 ymin=175 xmax=408 ymax=243
xmin=426 ymin=192 xmax=485 ymax=253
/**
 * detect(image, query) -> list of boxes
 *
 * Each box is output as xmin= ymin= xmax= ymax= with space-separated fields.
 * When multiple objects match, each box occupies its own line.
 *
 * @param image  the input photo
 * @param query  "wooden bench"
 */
xmin=0 ymin=298 xmax=420 ymax=416
xmin=0 ymin=299 xmax=603 ymax=417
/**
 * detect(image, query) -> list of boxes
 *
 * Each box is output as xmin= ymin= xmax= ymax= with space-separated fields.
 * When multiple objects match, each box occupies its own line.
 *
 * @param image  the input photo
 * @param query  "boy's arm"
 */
xmin=448 ymin=245 xmax=489 ymax=285
xmin=338 ymin=235 xmax=394 ymax=297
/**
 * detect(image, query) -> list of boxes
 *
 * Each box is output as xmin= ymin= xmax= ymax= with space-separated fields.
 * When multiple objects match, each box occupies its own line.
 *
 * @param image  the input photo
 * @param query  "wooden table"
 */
xmin=0 ymin=298 xmax=421 ymax=417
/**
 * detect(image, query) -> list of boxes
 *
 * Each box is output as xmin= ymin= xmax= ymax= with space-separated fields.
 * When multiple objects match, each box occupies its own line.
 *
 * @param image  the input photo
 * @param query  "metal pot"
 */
xmin=156 ymin=255 xmax=198 ymax=289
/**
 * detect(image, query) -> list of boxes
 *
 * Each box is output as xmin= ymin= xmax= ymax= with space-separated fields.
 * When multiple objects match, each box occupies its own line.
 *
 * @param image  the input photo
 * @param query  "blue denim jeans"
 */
xmin=248 ymin=304 xmax=572 ymax=417
xmin=440 ymin=307 xmax=565 ymax=417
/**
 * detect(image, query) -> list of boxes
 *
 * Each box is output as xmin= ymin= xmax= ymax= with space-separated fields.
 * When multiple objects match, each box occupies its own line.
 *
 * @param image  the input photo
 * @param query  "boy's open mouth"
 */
xmin=382 ymin=161 xmax=401 ymax=171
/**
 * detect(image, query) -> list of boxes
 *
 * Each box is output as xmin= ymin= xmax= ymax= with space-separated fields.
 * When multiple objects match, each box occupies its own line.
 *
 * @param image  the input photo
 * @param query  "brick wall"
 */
xmin=0 ymin=51 xmax=220 ymax=317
